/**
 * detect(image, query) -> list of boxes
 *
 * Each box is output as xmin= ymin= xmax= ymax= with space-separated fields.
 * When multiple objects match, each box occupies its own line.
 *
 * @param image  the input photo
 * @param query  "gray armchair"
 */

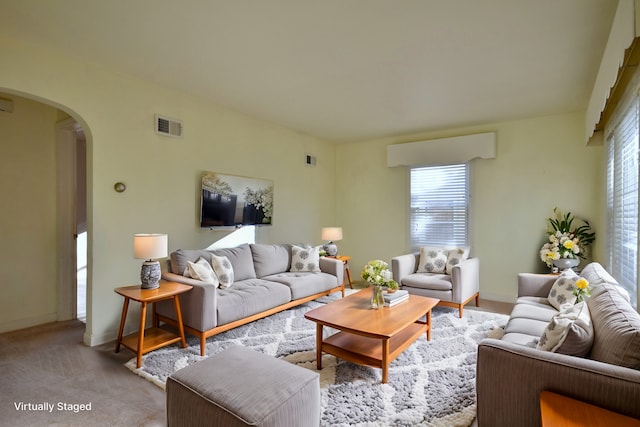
xmin=391 ymin=253 xmax=479 ymax=317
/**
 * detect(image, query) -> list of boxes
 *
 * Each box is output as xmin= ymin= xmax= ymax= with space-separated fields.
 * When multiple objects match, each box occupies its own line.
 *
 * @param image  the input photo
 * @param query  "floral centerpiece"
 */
xmin=539 ymin=208 xmax=595 ymax=269
xmin=361 ymin=260 xmax=399 ymax=308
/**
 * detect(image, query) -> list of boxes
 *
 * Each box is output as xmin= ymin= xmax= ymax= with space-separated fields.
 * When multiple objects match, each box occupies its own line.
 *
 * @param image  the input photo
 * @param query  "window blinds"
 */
xmin=409 ymin=163 xmax=469 ymax=251
xmin=606 ymin=86 xmax=639 ymax=308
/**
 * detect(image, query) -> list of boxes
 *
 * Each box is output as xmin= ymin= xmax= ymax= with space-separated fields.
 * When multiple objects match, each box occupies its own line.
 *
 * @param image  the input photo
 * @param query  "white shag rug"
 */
xmin=126 ymin=293 xmax=508 ymax=427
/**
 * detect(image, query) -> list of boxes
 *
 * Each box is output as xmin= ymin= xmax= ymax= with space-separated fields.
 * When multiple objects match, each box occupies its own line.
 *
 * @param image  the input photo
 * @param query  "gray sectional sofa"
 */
xmin=476 ymin=262 xmax=640 ymax=427
xmin=156 ymin=243 xmax=344 ymax=356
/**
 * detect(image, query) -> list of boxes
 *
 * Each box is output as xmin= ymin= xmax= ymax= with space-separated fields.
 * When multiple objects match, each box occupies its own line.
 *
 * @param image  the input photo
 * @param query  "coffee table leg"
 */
xmin=316 ymin=324 xmax=323 ymax=370
xmin=382 ymin=339 xmax=390 ymax=383
xmin=426 ymin=310 xmax=432 ymax=341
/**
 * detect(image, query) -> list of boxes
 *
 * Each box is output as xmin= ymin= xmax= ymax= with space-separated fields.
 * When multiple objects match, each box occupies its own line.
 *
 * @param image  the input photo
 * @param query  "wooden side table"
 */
xmin=115 ymin=281 xmax=192 ymax=368
xmin=328 ymin=255 xmax=353 ymax=289
xmin=540 ymin=391 xmax=640 ymax=426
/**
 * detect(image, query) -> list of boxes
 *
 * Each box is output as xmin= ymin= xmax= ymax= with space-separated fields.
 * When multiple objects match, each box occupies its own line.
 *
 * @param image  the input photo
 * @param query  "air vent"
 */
xmin=154 ymin=114 xmax=183 ymax=138
xmin=0 ymin=98 xmax=13 ymax=113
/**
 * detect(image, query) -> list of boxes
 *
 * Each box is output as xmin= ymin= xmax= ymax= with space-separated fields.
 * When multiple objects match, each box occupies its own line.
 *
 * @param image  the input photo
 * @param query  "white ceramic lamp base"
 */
xmin=324 ymin=242 xmax=338 ymax=256
xmin=140 ymin=260 xmax=161 ymax=289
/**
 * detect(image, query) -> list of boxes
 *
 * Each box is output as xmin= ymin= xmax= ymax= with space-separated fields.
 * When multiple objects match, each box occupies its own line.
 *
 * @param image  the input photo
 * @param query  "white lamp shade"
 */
xmin=321 ymin=227 xmax=343 ymax=241
xmin=134 ymin=234 xmax=168 ymax=260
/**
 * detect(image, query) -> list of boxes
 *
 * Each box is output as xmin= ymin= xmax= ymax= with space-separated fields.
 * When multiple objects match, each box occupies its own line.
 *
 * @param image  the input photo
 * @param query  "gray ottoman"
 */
xmin=166 ymin=345 xmax=320 ymax=427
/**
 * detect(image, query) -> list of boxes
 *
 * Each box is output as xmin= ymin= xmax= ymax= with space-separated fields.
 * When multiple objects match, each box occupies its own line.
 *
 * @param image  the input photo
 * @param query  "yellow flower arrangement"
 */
xmin=573 ymin=277 xmax=590 ymax=303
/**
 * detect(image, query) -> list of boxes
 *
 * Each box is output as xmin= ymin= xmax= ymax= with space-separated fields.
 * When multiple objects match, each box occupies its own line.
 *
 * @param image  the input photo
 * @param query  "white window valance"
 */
xmin=386 ymin=132 xmax=496 ymax=167
xmin=585 ymin=0 xmax=639 ymax=144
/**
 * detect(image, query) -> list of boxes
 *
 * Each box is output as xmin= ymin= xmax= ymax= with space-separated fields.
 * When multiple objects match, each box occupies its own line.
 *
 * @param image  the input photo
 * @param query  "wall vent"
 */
xmin=0 ymin=98 xmax=14 ymax=113
xmin=154 ymin=114 xmax=183 ymax=138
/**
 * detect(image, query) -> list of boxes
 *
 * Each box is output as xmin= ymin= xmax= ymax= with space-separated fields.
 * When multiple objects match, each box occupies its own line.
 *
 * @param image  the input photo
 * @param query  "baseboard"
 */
xmin=0 ymin=312 xmax=57 ymax=334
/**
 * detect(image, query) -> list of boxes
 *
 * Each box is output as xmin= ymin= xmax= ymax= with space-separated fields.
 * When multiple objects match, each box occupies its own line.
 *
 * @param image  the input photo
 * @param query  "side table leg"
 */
xmin=345 ymin=263 xmax=353 ymax=289
xmin=426 ymin=310 xmax=432 ymax=341
xmin=316 ymin=324 xmax=323 ymax=370
xmin=136 ymin=301 xmax=147 ymax=368
xmin=115 ymin=298 xmax=129 ymax=353
xmin=173 ymin=295 xmax=187 ymax=348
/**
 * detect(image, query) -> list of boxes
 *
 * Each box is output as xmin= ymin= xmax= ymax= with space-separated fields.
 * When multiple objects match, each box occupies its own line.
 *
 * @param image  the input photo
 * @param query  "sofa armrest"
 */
xmin=319 ymin=257 xmax=344 ymax=286
xmin=391 ymin=253 xmax=419 ymax=283
xmin=450 ymin=257 xmax=479 ymax=302
xmin=156 ymin=272 xmax=219 ymax=332
xmin=517 ymin=273 xmax=557 ymax=298
xmin=476 ymin=338 xmax=640 ymax=427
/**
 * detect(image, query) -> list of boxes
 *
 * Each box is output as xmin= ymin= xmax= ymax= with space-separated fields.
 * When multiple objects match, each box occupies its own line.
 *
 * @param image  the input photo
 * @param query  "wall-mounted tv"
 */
xmin=200 ymin=171 xmax=273 ymax=228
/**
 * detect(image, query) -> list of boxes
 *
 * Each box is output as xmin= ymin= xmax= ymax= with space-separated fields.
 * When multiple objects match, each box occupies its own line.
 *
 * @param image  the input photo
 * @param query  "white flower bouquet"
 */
xmin=361 ymin=259 xmax=398 ymax=289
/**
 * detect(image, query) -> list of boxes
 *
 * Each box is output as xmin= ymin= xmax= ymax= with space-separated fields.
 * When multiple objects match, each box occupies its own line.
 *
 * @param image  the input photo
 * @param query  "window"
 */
xmin=606 ymin=81 xmax=639 ymax=309
xmin=409 ymin=163 xmax=469 ymax=251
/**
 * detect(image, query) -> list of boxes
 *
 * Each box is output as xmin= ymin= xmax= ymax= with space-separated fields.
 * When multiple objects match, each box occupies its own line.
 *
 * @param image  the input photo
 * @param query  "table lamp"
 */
xmin=321 ymin=227 xmax=342 ymax=256
xmin=134 ymin=233 xmax=168 ymax=289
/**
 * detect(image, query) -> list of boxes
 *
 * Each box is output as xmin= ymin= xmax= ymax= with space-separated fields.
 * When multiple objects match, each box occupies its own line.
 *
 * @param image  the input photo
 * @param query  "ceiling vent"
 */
xmin=0 ymin=98 xmax=14 ymax=113
xmin=154 ymin=114 xmax=183 ymax=138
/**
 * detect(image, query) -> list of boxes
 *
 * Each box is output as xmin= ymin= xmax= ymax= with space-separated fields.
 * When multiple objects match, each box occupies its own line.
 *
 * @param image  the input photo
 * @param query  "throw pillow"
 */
xmin=588 ymin=283 xmax=640 ymax=369
xmin=417 ymin=247 xmax=449 ymax=274
xmin=211 ymin=254 xmax=234 ymax=289
xmin=536 ymin=302 xmax=593 ymax=356
xmin=547 ymin=271 xmax=579 ymax=311
xmin=445 ymin=247 xmax=466 ymax=274
xmin=185 ymin=257 xmax=219 ymax=287
xmin=290 ymin=245 xmax=321 ymax=272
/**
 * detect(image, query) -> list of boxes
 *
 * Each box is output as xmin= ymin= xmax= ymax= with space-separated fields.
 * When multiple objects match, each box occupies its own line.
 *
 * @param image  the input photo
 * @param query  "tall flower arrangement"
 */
xmin=539 ymin=208 xmax=595 ymax=268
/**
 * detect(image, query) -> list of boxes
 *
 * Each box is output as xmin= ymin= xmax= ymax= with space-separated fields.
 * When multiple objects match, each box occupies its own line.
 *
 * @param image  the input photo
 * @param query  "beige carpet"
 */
xmin=0 ymin=320 xmax=165 ymax=427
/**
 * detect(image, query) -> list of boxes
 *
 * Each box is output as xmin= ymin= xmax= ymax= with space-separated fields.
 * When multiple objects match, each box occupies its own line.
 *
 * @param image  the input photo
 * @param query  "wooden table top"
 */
xmin=540 ymin=391 xmax=640 ymax=427
xmin=114 ymin=281 xmax=193 ymax=303
xmin=304 ymin=287 xmax=439 ymax=339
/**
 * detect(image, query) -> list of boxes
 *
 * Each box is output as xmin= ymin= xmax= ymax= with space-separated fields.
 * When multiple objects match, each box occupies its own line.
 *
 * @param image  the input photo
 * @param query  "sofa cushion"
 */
xmin=251 ymin=243 xmax=290 ymax=277
xmin=581 ymin=262 xmax=631 ymax=302
xmin=588 ymin=283 xmax=640 ymax=369
xmin=264 ymin=272 xmax=337 ymax=300
xmin=547 ymin=271 xmax=579 ymax=311
xmin=537 ymin=302 xmax=593 ymax=357
xmin=509 ymin=301 xmax=557 ymax=323
xmin=290 ymin=245 xmax=321 ymax=272
xmin=216 ymin=279 xmax=292 ymax=325
xmin=186 ymin=257 xmax=219 ymax=286
xmin=400 ymin=273 xmax=452 ymax=291
xmin=170 ymin=249 xmax=212 ymax=275
xmin=417 ymin=247 xmax=448 ymax=273
xmin=580 ymin=262 xmax=619 ymax=286
xmin=211 ymin=244 xmax=257 ymax=281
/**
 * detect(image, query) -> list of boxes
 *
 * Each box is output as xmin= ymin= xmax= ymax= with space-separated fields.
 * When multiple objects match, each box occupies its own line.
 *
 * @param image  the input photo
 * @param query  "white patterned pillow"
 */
xmin=185 ymin=257 xmax=219 ymax=287
xmin=537 ymin=302 xmax=593 ymax=356
xmin=290 ymin=245 xmax=321 ymax=272
xmin=547 ymin=271 xmax=579 ymax=311
xmin=417 ymin=247 xmax=449 ymax=274
xmin=445 ymin=247 xmax=466 ymax=274
xmin=211 ymin=254 xmax=234 ymax=289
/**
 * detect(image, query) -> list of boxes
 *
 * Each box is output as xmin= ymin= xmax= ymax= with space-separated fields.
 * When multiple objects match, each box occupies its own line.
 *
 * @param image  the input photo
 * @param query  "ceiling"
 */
xmin=0 ymin=0 xmax=618 ymax=142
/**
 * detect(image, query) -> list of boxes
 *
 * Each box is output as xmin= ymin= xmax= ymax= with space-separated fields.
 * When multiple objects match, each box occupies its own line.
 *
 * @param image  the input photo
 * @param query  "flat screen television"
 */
xmin=200 ymin=171 xmax=273 ymax=228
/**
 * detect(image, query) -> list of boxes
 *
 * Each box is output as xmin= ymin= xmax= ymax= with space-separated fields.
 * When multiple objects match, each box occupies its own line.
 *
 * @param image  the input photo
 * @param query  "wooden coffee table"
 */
xmin=304 ymin=287 xmax=439 ymax=383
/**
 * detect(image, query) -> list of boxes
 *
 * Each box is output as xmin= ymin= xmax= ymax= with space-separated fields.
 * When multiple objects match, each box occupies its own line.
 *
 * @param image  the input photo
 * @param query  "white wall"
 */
xmin=0 ymin=95 xmax=59 ymax=331
xmin=336 ymin=112 xmax=604 ymax=302
xmin=0 ymin=36 xmax=337 ymax=344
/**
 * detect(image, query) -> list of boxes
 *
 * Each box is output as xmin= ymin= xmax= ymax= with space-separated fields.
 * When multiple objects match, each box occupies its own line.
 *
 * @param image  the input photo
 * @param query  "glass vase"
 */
xmin=370 ymin=285 xmax=384 ymax=309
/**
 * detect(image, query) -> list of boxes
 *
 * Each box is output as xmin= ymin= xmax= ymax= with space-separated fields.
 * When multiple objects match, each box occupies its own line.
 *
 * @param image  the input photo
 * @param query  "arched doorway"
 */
xmin=0 ymin=89 xmax=90 ymax=332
